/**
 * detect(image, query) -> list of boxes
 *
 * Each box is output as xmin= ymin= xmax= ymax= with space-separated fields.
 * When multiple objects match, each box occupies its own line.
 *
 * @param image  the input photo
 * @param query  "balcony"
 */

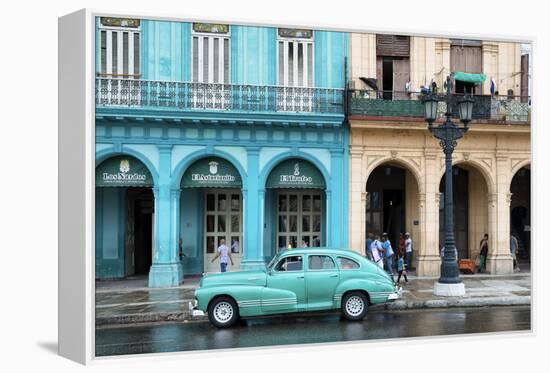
xmin=349 ymin=90 xmax=531 ymax=124
xmin=95 ymin=78 xmax=345 ymax=122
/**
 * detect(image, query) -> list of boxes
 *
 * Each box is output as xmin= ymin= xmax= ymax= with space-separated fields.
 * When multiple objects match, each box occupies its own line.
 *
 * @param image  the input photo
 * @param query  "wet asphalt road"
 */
xmin=95 ymin=306 xmax=530 ymax=357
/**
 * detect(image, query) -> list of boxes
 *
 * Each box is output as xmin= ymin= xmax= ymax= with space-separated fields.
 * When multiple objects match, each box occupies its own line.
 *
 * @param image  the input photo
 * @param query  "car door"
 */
xmin=263 ymin=254 xmax=306 ymax=313
xmin=305 ymin=254 xmax=340 ymax=310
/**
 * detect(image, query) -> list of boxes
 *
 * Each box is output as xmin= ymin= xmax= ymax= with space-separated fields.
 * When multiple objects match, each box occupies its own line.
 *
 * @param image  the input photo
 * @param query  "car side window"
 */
xmin=275 ymin=255 xmax=303 ymax=272
xmin=308 ymin=255 xmax=336 ymax=270
xmin=337 ymin=257 xmax=360 ymax=270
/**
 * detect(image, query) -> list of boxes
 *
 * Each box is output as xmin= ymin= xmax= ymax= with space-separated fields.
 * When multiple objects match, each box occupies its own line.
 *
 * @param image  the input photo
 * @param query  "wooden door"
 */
xmin=393 ymin=58 xmax=410 ymax=100
xmin=521 ymin=54 xmax=529 ymax=103
xmin=451 ymin=46 xmax=483 ymax=94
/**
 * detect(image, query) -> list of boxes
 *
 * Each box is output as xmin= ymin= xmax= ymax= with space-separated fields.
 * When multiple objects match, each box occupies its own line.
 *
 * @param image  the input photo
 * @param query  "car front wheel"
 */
xmin=208 ymin=296 xmax=239 ymax=328
xmin=341 ymin=291 xmax=368 ymax=321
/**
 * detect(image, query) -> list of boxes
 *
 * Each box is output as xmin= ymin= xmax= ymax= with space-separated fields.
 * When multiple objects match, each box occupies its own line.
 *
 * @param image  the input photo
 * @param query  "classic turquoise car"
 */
xmin=191 ymin=248 xmax=401 ymax=327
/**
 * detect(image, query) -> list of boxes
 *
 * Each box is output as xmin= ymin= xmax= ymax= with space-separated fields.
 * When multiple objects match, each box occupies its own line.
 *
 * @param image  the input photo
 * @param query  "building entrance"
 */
xmin=204 ymin=189 xmax=243 ymax=272
xmin=510 ymin=167 xmax=530 ymax=260
xmin=126 ymin=188 xmax=154 ymax=276
xmin=276 ymin=190 xmax=323 ymax=250
xmin=366 ymin=166 xmax=407 ymax=250
xmin=180 ymin=156 xmax=244 ymax=273
xmin=95 ymin=155 xmax=155 ymax=279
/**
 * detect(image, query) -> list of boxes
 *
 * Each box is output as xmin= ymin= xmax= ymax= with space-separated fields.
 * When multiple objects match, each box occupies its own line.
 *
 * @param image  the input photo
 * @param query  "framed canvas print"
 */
xmin=58 ymin=8 xmax=532 ymax=364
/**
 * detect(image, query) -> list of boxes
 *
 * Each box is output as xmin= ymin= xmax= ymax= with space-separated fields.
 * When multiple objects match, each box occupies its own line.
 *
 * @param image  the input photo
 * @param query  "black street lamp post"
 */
xmin=423 ymin=76 xmax=474 ymax=288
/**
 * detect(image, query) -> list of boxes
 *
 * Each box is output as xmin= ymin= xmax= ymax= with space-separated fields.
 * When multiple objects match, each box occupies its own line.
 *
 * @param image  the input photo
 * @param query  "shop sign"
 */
xmin=96 ymin=156 xmax=153 ymax=187
xmin=267 ymin=159 xmax=325 ymax=189
xmin=182 ymin=157 xmax=242 ymax=188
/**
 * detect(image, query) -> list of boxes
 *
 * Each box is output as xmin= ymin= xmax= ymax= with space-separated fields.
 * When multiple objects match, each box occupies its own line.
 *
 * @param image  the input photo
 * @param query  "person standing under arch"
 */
xmin=478 ymin=234 xmax=489 ymax=273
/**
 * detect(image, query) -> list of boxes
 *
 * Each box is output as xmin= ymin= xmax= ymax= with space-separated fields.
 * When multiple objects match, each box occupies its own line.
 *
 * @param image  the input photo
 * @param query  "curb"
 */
xmin=96 ymin=296 xmax=531 ymax=326
xmin=96 ymin=312 xmax=208 ymax=326
xmin=385 ymin=296 xmax=531 ymax=310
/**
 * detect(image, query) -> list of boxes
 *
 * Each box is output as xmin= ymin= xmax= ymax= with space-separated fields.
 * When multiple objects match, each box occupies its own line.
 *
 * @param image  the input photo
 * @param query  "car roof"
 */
xmin=278 ymin=247 xmax=363 ymax=258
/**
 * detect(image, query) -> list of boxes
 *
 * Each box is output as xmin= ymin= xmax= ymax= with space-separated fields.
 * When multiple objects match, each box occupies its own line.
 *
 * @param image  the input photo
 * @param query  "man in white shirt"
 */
xmin=404 ymin=232 xmax=413 ymax=270
xmin=370 ymin=234 xmax=384 ymax=269
xmin=211 ymin=239 xmax=234 ymax=273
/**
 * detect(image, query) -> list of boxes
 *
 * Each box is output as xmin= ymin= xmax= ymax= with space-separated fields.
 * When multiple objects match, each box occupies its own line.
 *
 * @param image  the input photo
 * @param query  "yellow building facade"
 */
xmin=348 ymin=34 xmax=531 ymax=276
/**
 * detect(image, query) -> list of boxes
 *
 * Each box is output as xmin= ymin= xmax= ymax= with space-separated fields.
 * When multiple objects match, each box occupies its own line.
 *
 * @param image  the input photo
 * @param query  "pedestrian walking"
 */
xmin=396 ymin=254 xmax=408 ymax=284
xmin=371 ymin=234 xmax=384 ymax=269
xmin=365 ymin=232 xmax=374 ymax=260
xmin=477 ymin=234 xmax=489 ymax=273
xmin=510 ymin=234 xmax=520 ymax=272
xmin=382 ymin=233 xmax=395 ymax=277
xmin=211 ymin=238 xmax=234 ymax=273
xmin=404 ymin=232 xmax=413 ymax=270
xmin=398 ymin=233 xmax=405 ymax=256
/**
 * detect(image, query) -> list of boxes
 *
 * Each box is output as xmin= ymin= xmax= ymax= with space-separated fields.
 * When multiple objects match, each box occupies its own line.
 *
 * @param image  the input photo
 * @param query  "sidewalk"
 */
xmin=95 ymin=269 xmax=531 ymax=326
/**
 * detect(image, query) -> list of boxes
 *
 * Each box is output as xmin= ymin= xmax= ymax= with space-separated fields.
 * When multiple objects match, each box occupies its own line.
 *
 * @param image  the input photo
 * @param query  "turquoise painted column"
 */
xmin=241 ymin=147 xmax=265 ymax=270
xmin=149 ymin=145 xmax=184 ymax=287
xmin=172 ymin=188 xmax=184 ymax=284
xmin=329 ymin=148 xmax=345 ymax=248
xmin=325 ymin=189 xmax=332 ymax=247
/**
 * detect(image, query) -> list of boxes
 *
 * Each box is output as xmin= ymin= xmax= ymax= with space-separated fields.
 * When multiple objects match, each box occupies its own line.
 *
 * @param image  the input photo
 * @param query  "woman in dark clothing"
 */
xmin=478 ymin=234 xmax=489 ymax=273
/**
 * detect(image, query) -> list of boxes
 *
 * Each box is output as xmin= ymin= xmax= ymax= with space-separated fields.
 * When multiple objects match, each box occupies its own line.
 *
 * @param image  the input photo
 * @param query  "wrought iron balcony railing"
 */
xmin=96 ymin=78 xmax=345 ymax=115
xmin=349 ymin=89 xmax=531 ymax=123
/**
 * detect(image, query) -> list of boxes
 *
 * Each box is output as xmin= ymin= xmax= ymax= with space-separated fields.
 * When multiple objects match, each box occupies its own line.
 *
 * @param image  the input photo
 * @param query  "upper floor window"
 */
xmin=192 ymin=23 xmax=230 ymax=84
xmin=277 ymin=28 xmax=314 ymax=87
xmin=98 ymin=17 xmax=141 ymax=78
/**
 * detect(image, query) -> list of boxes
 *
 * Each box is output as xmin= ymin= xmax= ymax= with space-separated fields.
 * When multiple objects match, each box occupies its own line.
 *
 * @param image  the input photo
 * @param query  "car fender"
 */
xmin=334 ymin=277 xmax=394 ymax=306
xmin=195 ymin=285 xmax=264 ymax=314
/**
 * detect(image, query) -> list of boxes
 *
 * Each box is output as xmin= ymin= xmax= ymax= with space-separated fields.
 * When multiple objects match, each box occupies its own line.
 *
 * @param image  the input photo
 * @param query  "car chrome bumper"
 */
xmin=189 ymin=299 xmax=205 ymax=317
xmin=388 ymin=286 xmax=403 ymax=300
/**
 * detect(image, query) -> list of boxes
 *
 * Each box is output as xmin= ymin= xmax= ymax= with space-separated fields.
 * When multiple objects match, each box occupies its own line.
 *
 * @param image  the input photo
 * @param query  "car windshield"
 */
xmin=266 ymin=251 xmax=284 ymax=271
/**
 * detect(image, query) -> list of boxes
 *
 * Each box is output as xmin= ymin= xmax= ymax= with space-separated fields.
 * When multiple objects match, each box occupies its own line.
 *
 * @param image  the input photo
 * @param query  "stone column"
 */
xmin=416 ymin=151 xmax=441 ymax=276
xmin=240 ymin=147 xmax=265 ymax=270
xmin=349 ymin=148 xmax=365 ymax=254
xmin=329 ymin=148 xmax=344 ymax=247
xmin=149 ymin=145 xmax=184 ymax=287
xmin=487 ymin=154 xmax=514 ymax=274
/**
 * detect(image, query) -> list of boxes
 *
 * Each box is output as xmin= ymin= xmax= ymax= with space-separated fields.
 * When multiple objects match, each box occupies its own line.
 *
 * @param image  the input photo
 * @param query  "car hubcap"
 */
xmin=345 ymin=296 xmax=364 ymax=316
xmin=213 ymin=301 xmax=233 ymax=323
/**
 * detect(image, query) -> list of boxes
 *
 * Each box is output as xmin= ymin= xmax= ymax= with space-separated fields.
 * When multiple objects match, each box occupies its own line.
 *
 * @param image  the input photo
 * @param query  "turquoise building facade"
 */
xmin=94 ymin=17 xmax=349 ymax=287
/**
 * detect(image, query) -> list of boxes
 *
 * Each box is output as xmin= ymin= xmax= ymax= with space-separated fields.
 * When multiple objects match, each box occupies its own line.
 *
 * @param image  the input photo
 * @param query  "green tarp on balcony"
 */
xmin=453 ymin=72 xmax=487 ymax=84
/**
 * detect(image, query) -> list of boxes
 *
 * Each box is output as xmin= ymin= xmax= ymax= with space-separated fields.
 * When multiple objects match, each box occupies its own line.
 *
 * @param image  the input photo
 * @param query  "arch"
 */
xmin=510 ymin=159 xmax=531 ymax=190
xmin=171 ymin=148 xmax=247 ymax=190
xmin=438 ymin=159 xmax=496 ymax=195
xmin=96 ymin=147 xmax=159 ymax=187
xmin=259 ymin=150 xmax=331 ymax=191
xmin=364 ymin=156 xmax=423 ymax=194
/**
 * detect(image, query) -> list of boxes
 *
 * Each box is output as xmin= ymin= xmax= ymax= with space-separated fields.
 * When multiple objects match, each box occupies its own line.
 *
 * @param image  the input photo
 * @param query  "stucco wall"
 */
xmin=348 ymin=120 xmax=530 ymax=276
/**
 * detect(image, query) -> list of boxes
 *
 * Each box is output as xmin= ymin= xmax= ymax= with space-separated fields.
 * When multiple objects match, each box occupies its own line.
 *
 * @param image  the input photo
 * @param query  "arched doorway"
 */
xmin=365 ymin=163 xmax=421 ymax=267
xmin=438 ymin=164 xmax=489 ymax=261
xmin=95 ymin=155 xmax=155 ymax=279
xmin=180 ymin=156 xmax=243 ymax=273
xmin=264 ymin=158 xmax=327 ymax=254
xmin=510 ymin=166 xmax=530 ymax=261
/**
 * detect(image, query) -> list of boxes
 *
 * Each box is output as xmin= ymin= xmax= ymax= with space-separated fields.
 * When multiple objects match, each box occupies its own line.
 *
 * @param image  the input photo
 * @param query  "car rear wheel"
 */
xmin=208 ymin=296 xmax=239 ymax=328
xmin=341 ymin=291 xmax=368 ymax=321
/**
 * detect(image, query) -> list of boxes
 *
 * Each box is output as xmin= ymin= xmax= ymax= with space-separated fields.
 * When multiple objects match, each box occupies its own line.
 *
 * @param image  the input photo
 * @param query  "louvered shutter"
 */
xmin=376 ymin=35 xmax=410 ymax=57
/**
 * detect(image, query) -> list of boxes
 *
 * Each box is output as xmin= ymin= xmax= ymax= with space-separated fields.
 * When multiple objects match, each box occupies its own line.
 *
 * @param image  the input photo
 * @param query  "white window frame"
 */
xmin=98 ymin=21 xmax=141 ymax=79
xmin=276 ymin=31 xmax=315 ymax=88
xmin=190 ymin=28 xmax=231 ymax=84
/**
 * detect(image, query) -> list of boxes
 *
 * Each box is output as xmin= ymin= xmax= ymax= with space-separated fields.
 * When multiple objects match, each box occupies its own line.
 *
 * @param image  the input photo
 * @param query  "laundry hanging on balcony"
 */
xmin=453 ymin=72 xmax=487 ymax=84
